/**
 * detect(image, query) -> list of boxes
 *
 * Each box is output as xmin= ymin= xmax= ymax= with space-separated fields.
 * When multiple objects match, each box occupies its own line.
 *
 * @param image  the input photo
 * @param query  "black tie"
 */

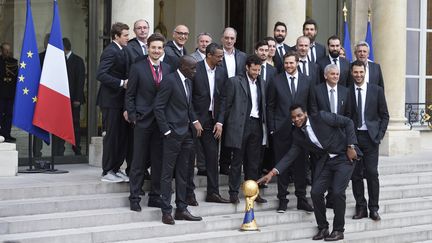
xmin=300 ymin=60 xmax=307 ymax=75
xmin=260 ymin=64 xmax=265 ymax=80
xmin=333 ymin=58 xmax=338 ymax=65
xmin=278 ymin=46 xmax=284 ymax=60
xmin=153 ymin=65 xmax=159 ymax=77
xmin=290 ymin=76 xmax=296 ymax=98
xmin=310 ymin=46 xmax=315 ymax=63
xmin=357 ymin=87 xmax=363 ymax=128
xmin=185 ymin=79 xmax=191 ymax=103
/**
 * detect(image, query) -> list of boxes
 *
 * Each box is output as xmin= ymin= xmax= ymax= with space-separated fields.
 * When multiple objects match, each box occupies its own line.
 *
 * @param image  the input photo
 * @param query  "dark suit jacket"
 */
xmin=298 ymin=60 xmax=321 ymax=86
xmin=125 ymin=38 xmax=146 ymax=65
xmin=317 ymin=55 xmax=350 ymax=86
xmin=224 ymin=74 xmax=266 ymax=149
xmin=262 ymin=63 xmax=277 ymax=90
xmin=96 ymin=42 xmax=129 ymax=108
xmin=275 ymin=111 xmax=358 ymax=181
xmin=221 ymin=48 xmax=247 ymax=77
xmin=312 ymin=83 xmax=351 ymax=117
xmin=313 ymin=42 xmax=326 ymax=62
xmin=164 ymin=41 xmax=187 ymax=70
xmin=0 ymin=56 xmax=18 ymax=99
xmin=154 ymin=71 xmax=194 ymax=136
xmin=267 ymin=71 xmax=316 ymax=137
xmin=347 ymin=61 xmax=384 ymax=89
xmin=273 ymin=43 xmax=292 ymax=73
xmin=349 ymin=83 xmax=389 ymax=144
xmin=125 ymin=57 xmax=171 ymax=128
xmin=192 ymin=60 xmax=228 ymax=125
xmin=66 ymin=53 xmax=86 ymax=103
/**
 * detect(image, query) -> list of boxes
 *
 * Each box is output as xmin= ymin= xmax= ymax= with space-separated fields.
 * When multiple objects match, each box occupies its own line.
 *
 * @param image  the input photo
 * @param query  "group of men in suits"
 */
xmin=96 ymin=18 xmax=389 ymax=233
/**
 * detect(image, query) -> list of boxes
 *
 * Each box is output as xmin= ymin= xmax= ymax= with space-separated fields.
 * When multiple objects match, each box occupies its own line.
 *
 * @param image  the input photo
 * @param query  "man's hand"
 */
xmin=194 ymin=121 xmax=203 ymax=137
xmin=257 ymin=169 xmax=277 ymax=185
xmin=213 ymin=123 xmax=223 ymax=139
xmin=123 ymin=111 xmax=130 ymax=123
xmin=123 ymin=79 xmax=129 ymax=89
xmin=346 ymin=146 xmax=358 ymax=162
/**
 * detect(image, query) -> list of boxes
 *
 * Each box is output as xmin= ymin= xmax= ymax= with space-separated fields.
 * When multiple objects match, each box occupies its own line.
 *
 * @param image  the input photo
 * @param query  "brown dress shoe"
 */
xmin=162 ymin=213 xmax=175 ymax=225
xmin=312 ymin=228 xmax=329 ymax=240
xmin=205 ymin=193 xmax=230 ymax=203
xmin=174 ymin=209 xmax=202 ymax=221
xmin=324 ymin=230 xmax=344 ymax=241
xmin=369 ymin=211 xmax=381 ymax=221
xmin=352 ymin=208 xmax=368 ymax=219
xmin=255 ymin=195 xmax=267 ymax=204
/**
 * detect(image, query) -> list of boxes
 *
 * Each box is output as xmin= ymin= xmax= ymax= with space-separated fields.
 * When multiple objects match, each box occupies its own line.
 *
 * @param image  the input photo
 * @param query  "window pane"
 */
xmin=428 ymin=0 xmax=432 ymax=29
xmin=406 ymin=78 xmax=419 ymax=103
xmin=406 ymin=31 xmax=420 ymax=75
xmin=427 ymin=33 xmax=432 ymax=75
xmin=408 ymin=0 xmax=420 ymax=28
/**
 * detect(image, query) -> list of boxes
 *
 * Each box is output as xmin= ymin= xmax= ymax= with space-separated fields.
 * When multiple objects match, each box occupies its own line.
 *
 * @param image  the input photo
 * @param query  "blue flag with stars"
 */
xmin=12 ymin=0 xmax=50 ymax=143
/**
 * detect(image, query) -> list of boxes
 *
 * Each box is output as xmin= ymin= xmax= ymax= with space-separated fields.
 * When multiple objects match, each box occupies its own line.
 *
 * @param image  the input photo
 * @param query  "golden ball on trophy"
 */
xmin=242 ymin=179 xmax=259 ymax=197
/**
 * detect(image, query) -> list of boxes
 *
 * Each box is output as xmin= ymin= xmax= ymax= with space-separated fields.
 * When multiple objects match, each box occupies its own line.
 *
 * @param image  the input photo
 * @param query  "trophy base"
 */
xmin=240 ymin=220 xmax=259 ymax=231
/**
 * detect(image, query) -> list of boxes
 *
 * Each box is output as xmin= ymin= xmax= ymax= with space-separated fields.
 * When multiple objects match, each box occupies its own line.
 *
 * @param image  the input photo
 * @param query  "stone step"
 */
xmin=2 ymin=193 xmax=432 ymax=235
xmin=2 ymin=207 xmax=432 ymax=243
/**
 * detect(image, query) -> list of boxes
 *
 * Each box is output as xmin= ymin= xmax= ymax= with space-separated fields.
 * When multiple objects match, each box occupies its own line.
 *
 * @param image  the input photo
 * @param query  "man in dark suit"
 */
xmin=154 ymin=55 xmax=203 ymax=225
xmin=191 ymin=43 xmax=230 ymax=204
xmin=96 ymin=22 xmax=130 ymax=183
xmin=125 ymin=33 xmax=171 ymax=212
xmin=317 ymin=36 xmax=350 ymax=86
xmin=295 ymin=36 xmax=320 ymax=85
xmin=125 ymin=19 xmax=149 ymax=64
xmin=164 ymin=25 xmax=189 ymax=69
xmin=224 ymin=55 xmax=267 ymax=204
xmin=267 ymin=50 xmax=315 ymax=213
xmin=348 ymin=41 xmax=384 ymax=89
xmin=349 ymin=60 xmax=389 ymax=221
xmin=273 ymin=21 xmax=293 ymax=73
xmin=218 ymin=27 xmax=247 ymax=175
xmin=259 ymin=105 xmax=359 ymax=241
xmin=302 ymin=19 xmax=326 ymax=63
xmin=0 ymin=42 xmax=18 ymax=143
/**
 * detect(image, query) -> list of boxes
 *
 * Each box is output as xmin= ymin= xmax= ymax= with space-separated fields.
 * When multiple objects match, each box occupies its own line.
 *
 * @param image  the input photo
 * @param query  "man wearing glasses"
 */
xmin=164 ymin=24 xmax=189 ymax=69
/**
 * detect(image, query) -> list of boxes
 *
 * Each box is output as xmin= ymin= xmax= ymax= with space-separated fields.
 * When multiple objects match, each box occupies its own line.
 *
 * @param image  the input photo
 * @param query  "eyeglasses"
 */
xmin=175 ymin=31 xmax=189 ymax=36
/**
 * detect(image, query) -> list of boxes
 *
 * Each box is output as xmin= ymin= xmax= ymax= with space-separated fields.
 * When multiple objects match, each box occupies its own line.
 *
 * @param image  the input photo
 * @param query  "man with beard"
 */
xmin=317 ymin=35 xmax=350 ymax=86
xmin=273 ymin=21 xmax=293 ymax=73
xmin=191 ymin=43 xmax=230 ymax=204
xmin=302 ymin=19 xmax=326 ymax=63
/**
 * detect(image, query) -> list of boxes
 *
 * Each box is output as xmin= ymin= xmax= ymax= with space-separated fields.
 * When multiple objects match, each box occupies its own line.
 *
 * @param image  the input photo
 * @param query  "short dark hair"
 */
xmin=206 ymin=42 xmax=222 ymax=56
xmin=147 ymin=33 xmax=166 ymax=46
xmin=273 ymin=21 xmax=287 ymax=31
xmin=245 ymin=54 xmax=262 ymax=67
xmin=327 ymin=35 xmax=340 ymax=46
xmin=62 ymin=38 xmax=71 ymax=51
xmin=254 ymin=40 xmax=268 ymax=51
xmin=303 ymin=19 xmax=318 ymax=31
xmin=283 ymin=50 xmax=299 ymax=62
xmin=110 ymin=22 xmax=129 ymax=40
xmin=264 ymin=36 xmax=276 ymax=44
xmin=290 ymin=104 xmax=306 ymax=113
xmin=351 ymin=60 xmax=366 ymax=70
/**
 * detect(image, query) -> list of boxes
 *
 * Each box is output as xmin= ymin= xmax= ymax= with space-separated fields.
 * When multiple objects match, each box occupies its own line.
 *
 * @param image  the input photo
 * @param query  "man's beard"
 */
xmin=329 ymin=50 xmax=340 ymax=58
xmin=274 ymin=35 xmax=285 ymax=44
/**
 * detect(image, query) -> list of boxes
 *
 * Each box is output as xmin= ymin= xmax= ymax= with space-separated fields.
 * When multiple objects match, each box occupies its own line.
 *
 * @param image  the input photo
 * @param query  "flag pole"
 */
xmin=44 ymin=137 xmax=68 ymax=174
xmin=18 ymin=134 xmax=46 ymax=173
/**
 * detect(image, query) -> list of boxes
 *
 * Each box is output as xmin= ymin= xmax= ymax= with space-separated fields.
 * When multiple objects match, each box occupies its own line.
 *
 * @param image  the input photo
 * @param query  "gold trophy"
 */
xmin=240 ymin=180 xmax=259 ymax=231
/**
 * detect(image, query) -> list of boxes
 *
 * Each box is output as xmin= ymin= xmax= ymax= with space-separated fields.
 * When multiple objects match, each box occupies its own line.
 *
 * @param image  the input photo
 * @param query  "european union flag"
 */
xmin=365 ymin=20 xmax=374 ymax=62
xmin=12 ymin=0 xmax=50 ymax=143
xmin=343 ymin=21 xmax=353 ymax=62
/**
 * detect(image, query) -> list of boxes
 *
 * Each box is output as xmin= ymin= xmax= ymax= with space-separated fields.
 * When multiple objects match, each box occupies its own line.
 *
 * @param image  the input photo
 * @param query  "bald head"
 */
xmin=172 ymin=25 xmax=189 ymax=47
xmin=221 ymin=27 xmax=237 ymax=52
xmin=179 ymin=55 xmax=197 ymax=80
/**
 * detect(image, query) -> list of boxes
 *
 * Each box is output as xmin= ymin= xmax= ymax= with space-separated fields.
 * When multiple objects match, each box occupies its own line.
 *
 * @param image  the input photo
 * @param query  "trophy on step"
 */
xmin=240 ymin=180 xmax=259 ymax=231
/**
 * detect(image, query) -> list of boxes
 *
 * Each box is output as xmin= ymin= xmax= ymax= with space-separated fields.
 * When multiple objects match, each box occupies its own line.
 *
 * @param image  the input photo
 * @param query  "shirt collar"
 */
xmin=355 ymin=81 xmax=367 ymax=90
xmin=137 ymin=39 xmax=147 ymax=48
xmin=246 ymin=72 xmax=257 ymax=84
xmin=223 ymin=48 xmax=235 ymax=55
xmin=204 ymin=59 xmax=215 ymax=72
xmin=173 ymin=41 xmax=183 ymax=52
xmin=177 ymin=69 xmax=187 ymax=82
xmin=285 ymin=70 xmax=299 ymax=80
xmin=113 ymin=41 xmax=123 ymax=50
xmin=65 ymin=51 xmax=72 ymax=60
xmin=326 ymin=83 xmax=337 ymax=92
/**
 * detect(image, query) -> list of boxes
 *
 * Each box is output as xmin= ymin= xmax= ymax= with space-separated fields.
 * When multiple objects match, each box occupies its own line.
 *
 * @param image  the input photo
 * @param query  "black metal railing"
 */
xmin=405 ymin=103 xmax=432 ymax=129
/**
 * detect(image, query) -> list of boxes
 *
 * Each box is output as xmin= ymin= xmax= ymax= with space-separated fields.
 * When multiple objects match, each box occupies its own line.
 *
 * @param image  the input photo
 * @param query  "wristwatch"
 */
xmin=347 ymin=144 xmax=355 ymax=149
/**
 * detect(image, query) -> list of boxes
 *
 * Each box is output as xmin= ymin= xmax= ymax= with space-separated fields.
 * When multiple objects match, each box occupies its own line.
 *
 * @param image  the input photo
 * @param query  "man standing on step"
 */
xmin=349 ymin=60 xmax=389 ymax=221
xmin=259 ymin=105 xmax=359 ymax=241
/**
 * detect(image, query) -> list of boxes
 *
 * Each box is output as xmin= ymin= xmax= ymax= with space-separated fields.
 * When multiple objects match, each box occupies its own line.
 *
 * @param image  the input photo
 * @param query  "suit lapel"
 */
xmin=337 ymin=86 xmax=345 ymax=114
xmin=175 ymin=72 xmax=189 ymax=103
xmin=280 ymin=74 xmax=294 ymax=101
xmin=239 ymin=75 xmax=249 ymax=96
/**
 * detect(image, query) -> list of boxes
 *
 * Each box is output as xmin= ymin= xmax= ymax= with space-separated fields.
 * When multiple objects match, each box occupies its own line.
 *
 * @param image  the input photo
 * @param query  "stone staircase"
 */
xmin=1 ymin=153 xmax=432 ymax=243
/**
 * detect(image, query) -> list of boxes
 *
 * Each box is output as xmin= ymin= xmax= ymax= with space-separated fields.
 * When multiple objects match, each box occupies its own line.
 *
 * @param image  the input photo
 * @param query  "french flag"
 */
xmin=33 ymin=0 xmax=75 ymax=146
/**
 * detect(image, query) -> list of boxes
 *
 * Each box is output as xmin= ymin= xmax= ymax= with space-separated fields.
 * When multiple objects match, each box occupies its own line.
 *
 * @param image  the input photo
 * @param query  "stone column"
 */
xmin=373 ymin=0 xmax=420 ymax=155
xmin=0 ymin=141 xmax=18 ymax=177
xmin=267 ymin=0 xmax=306 ymax=46
xmin=111 ymin=0 xmax=154 ymax=36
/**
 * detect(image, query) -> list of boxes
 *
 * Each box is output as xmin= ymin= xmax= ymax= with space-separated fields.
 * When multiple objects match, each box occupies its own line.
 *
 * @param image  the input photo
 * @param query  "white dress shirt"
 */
xmin=247 ymin=74 xmax=259 ymax=118
xmin=354 ymin=82 xmax=368 ymax=130
xmin=204 ymin=60 xmax=216 ymax=111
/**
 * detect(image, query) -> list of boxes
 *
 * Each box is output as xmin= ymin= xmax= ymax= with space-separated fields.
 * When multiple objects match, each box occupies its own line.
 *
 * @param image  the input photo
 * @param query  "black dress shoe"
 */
xmin=197 ymin=170 xmax=207 ymax=176
xmin=162 ymin=213 xmax=175 ymax=225
xmin=130 ymin=202 xmax=141 ymax=212
xmin=277 ymin=199 xmax=288 ymax=213
xmin=186 ymin=195 xmax=199 ymax=206
xmin=352 ymin=208 xmax=368 ymax=219
xmin=143 ymin=170 xmax=151 ymax=180
xmin=369 ymin=211 xmax=381 ymax=221
xmin=148 ymin=197 xmax=163 ymax=208
xmin=205 ymin=193 xmax=230 ymax=203
xmin=174 ymin=209 xmax=202 ymax=221
xmin=230 ymin=194 xmax=240 ymax=204
xmin=324 ymin=230 xmax=344 ymax=241
xmin=4 ymin=136 xmax=16 ymax=143
xmin=255 ymin=195 xmax=267 ymax=204
xmin=312 ymin=228 xmax=329 ymax=240
xmin=297 ymin=199 xmax=314 ymax=213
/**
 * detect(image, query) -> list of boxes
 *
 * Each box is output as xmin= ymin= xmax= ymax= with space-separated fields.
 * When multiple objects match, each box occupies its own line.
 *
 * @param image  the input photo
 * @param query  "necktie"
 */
xmin=278 ymin=46 xmax=284 ymax=60
xmin=260 ymin=64 xmax=265 ymax=80
xmin=142 ymin=45 xmax=147 ymax=55
xmin=300 ymin=60 xmax=307 ymax=75
xmin=357 ymin=87 xmax=363 ymax=128
xmin=333 ymin=58 xmax=338 ymax=65
xmin=153 ymin=65 xmax=159 ymax=77
xmin=310 ymin=46 xmax=315 ymax=63
xmin=185 ymin=79 xmax=191 ymax=102
xmin=330 ymin=88 xmax=336 ymax=113
xmin=290 ymin=76 xmax=296 ymax=98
